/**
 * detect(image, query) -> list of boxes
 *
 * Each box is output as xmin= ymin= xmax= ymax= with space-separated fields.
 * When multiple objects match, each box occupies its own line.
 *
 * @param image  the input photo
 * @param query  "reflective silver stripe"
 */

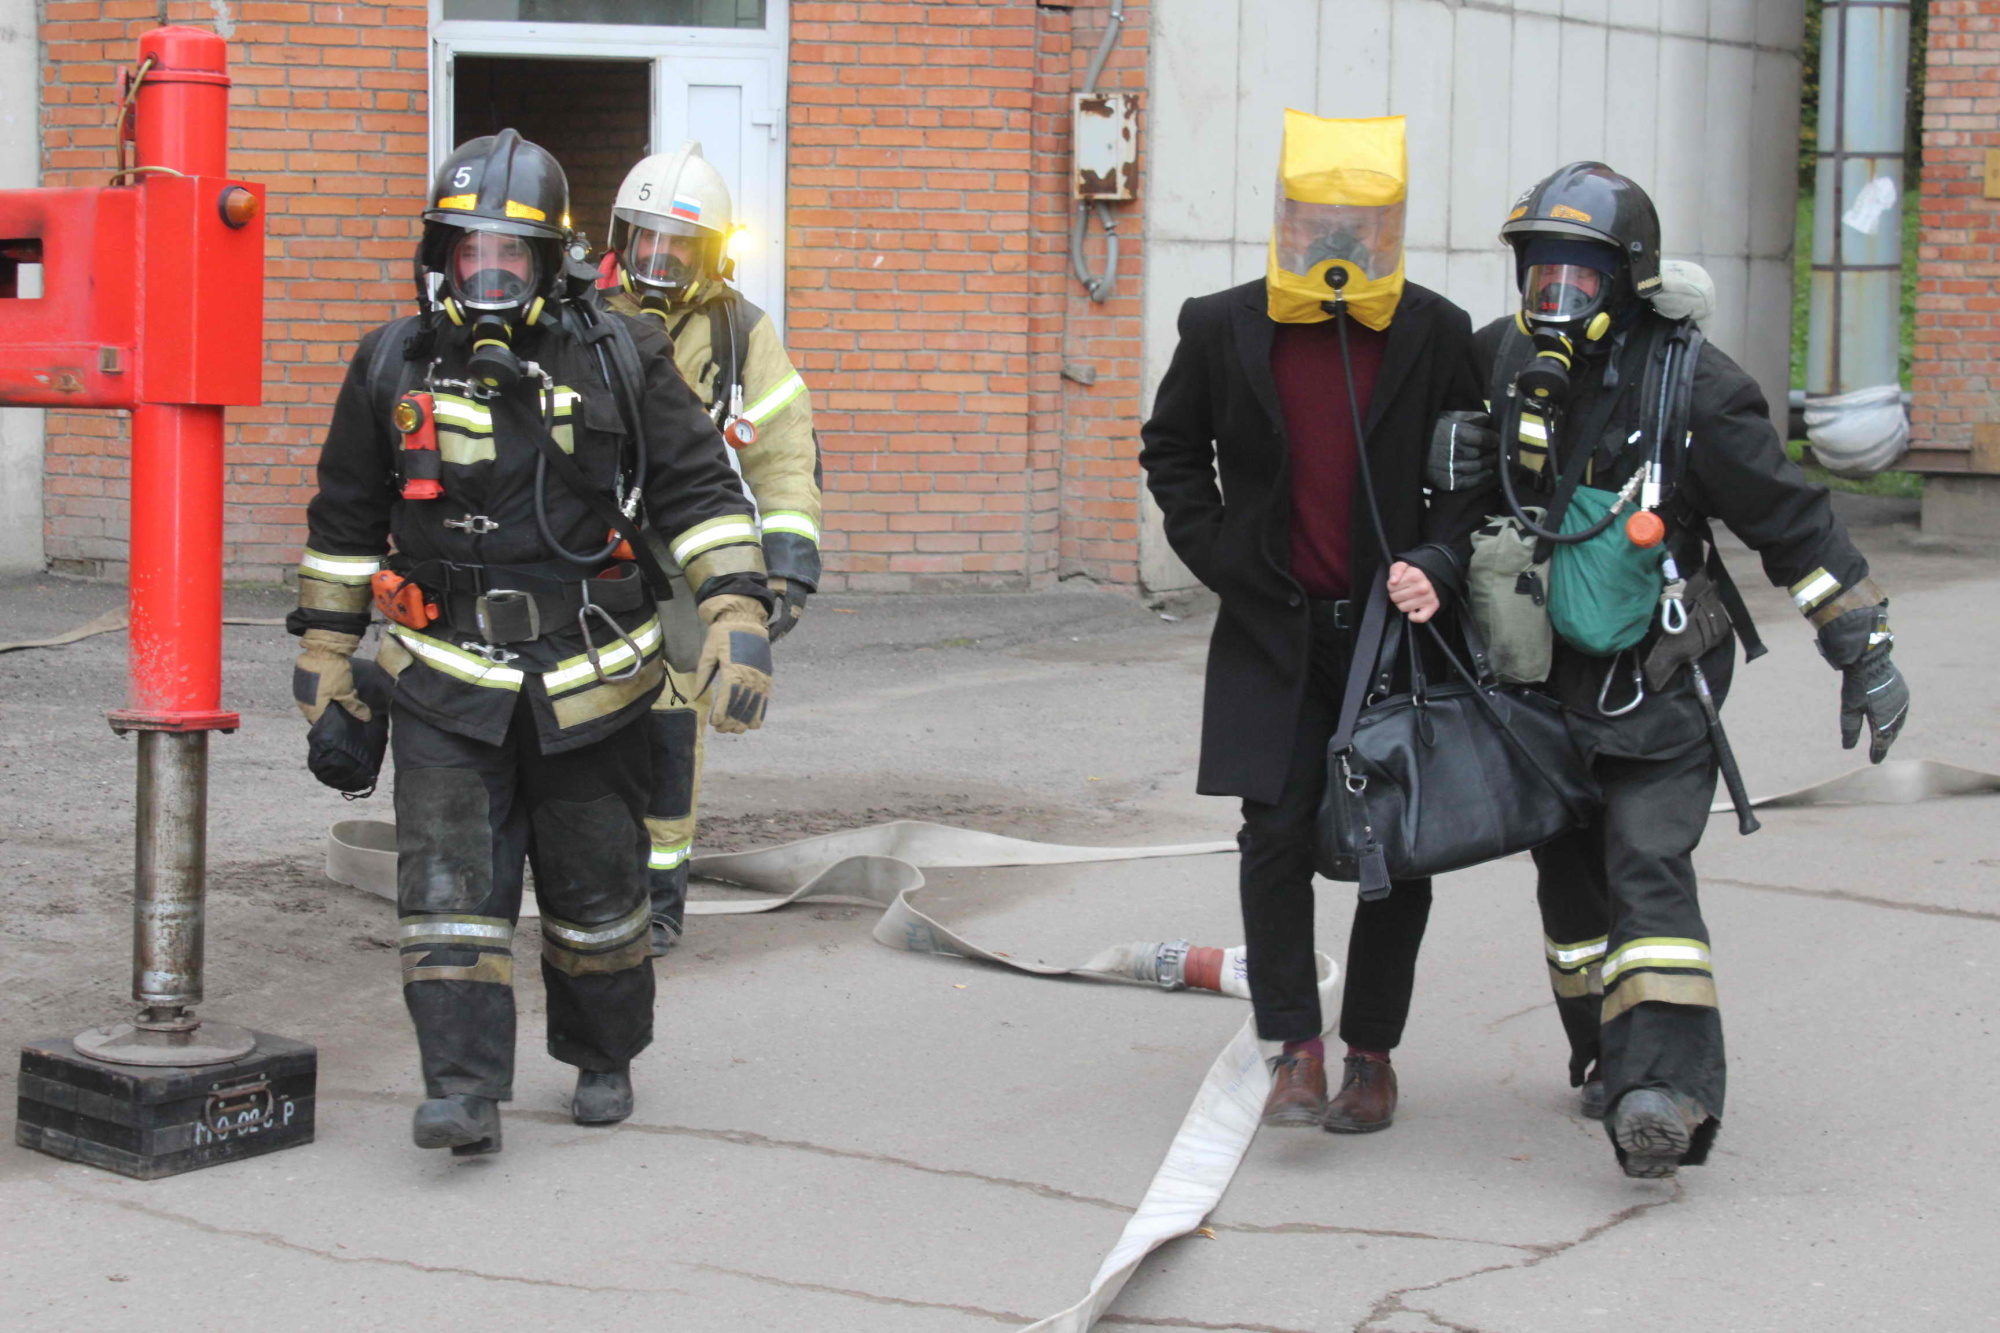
xmin=1790 ymin=569 xmax=1840 ymax=610
xmin=431 ymin=395 xmax=493 ymax=431
xmin=1602 ymin=939 xmax=1712 ymax=985
xmin=649 ymin=841 xmax=691 ymax=870
xmin=760 ymin=511 xmax=820 ymax=542
xmin=542 ymin=903 xmax=650 ymax=947
xmin=300 ymin=550 xmax=383 ymax=583
xmin=541 ymin=618 xmax=662 ymax=693
xmin=399 ymin=920 xmax=512 ymax=943
xmin=1544 ymin=936 xmax=1608 ymax=968
xmin=387 ymin=626 xmax=526 ymax=689
xmin=673 ymin=519 xmax=761 ymax=565
xmin=1518 ymin=415 xmax=1549 ymax=442
xmin=743 ymin=372 xmax=807 ymax=424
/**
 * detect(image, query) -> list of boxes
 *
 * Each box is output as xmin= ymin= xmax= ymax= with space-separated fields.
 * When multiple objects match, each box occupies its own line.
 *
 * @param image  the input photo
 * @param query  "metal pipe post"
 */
xmin=132 ymin=730 xmax=208 ymax=1018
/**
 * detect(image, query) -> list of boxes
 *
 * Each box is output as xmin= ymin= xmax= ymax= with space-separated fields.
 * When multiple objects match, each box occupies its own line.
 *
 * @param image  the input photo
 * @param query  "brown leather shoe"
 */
xmin=1322 ymin=1054 xmax=1397 ymax=1133
xmin=1260 ymin=1052 xmax=1328 ymax=1128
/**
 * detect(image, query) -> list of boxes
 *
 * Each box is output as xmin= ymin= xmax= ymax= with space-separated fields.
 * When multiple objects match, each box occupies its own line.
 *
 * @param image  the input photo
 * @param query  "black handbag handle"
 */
xmin=1329 ymin=297 xmax=1591 ymax=825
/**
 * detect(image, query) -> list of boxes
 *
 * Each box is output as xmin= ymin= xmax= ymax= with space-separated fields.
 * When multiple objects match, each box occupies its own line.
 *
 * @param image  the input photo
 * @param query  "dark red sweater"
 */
xmin=1271 ymin=318 xmax=1386 ymax=600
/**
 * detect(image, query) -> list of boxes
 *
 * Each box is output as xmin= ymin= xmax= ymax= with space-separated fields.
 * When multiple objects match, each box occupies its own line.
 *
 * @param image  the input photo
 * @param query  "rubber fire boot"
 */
xmin=1579 ymin=1077 xmax=1608 ymax=1120
xmin=1260 ymin=1049 xmax=1328 ymax=1128
xmin=1322 ymin=1052 xmax=1398 ymax=1133
xmin=412 ymin=1094 xmax=502 ymax=1157
xmin=1609 ymin=1087 xmax=1699 ymax=1178
xmin=573 ymin=1068 xmax=635 ymax=1125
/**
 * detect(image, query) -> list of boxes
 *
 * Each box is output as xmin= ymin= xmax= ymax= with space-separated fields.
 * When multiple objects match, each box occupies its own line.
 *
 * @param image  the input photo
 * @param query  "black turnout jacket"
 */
xmin=1140 ymin=279 xmax=1493 ymax=805
xmin=293 ymin=311 xmax=765 ymax=753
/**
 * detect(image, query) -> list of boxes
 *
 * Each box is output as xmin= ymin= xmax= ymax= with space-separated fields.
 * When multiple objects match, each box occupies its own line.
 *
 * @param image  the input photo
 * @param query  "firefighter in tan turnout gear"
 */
xmin=289 ymin=130 xmax=773 ymax=1156
xmin=600 ymin=140 xmax=824 ymax=954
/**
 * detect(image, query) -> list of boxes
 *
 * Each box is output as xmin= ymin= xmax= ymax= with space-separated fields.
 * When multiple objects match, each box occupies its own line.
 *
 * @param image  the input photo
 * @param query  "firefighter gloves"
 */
xmin=766 ymin=575 xmax=810 ymax=643
xmin=695 ymin=594 xmax=773 ymax=734
xmin=293 ymin=628 xmax=369 ymax=726
xmin=1818 ymin=602 xmax=1910 ymax=764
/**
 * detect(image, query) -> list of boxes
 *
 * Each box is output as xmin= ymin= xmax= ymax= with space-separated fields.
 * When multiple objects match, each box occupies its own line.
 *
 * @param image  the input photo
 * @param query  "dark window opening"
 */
xmin=453 ymin=56 xmax=653 ymax=254
xmin=442 ymin=0 xmax=764 ymax=28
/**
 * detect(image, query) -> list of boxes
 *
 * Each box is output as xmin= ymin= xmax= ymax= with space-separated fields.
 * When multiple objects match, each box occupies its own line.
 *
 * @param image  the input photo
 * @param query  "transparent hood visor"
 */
xmin=1521 ymin=263 xmax=1610 ymax=324
xmin=1273 ymin=198 xmax=1405 ymax=282
xmin=448 ymin=229 xmax=540 ymax=312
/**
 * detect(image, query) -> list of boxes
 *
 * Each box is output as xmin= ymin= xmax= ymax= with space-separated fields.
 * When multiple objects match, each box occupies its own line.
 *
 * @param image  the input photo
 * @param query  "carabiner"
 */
xmin=577 ymin=602 xmax=644 ymax=684
xmin=1597 ymin=652 xmax=1645 ymax=717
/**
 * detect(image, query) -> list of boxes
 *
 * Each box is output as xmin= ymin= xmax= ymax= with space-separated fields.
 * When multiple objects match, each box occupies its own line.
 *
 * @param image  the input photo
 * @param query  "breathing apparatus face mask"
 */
xmin=1511 ymin=242 xmax=1624 ymax=402
xmin=442 ymin=229 xmax=544 ymax=391
xmin=1266 ymin=111 xmax=1408 ymax=331
xmin=612 ymin=215 xmax=722 ymax=307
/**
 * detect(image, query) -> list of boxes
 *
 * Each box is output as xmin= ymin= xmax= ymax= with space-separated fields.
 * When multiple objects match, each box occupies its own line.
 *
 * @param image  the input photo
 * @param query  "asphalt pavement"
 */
xmin=0 ymin=495 xmax=1995 ymax=1332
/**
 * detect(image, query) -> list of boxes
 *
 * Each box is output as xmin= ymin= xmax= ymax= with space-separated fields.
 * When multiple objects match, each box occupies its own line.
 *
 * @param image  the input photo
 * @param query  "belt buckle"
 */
xmin=475 ymin=589 xmax=539 ymax=644
xmin=1332 ymin=599 xmax=1355 ymax=631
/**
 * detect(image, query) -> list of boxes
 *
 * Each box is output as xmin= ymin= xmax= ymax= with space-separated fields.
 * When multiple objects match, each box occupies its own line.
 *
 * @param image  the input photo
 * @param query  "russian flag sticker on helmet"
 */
xmin=669 ymin=195 xmax=703 ymax=222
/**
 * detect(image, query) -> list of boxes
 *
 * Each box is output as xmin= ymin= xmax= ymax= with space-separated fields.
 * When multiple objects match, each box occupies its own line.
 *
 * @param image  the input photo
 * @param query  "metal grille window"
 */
xmin=442 ymin=0 xmax=765 ymax=27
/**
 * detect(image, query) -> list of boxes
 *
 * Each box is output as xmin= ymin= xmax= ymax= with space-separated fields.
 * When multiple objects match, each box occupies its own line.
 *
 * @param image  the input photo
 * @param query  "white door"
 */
xmin=430 ymin=10 xmax=789 ymax=330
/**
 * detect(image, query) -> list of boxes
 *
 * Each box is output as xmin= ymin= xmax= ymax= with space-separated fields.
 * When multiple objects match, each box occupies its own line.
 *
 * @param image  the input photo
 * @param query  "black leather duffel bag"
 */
xmin=1315 ymin=580 xmax=1600 ymax=898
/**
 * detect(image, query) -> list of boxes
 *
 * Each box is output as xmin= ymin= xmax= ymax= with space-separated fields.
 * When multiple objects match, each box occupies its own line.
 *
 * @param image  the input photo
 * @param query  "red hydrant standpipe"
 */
xmin=81 ymin=27 xmax=256 ymax=1068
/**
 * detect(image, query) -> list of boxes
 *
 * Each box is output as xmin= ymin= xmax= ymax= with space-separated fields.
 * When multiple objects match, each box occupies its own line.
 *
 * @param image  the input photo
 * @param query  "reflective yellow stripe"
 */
xmin=299 ymin=549 xmax=383 ymax=584
xmin=1518 ymin=415 xmax=1549 ymax=442
xmin=1544 ymin=935 xmax=1608 ymax=970
xmin=742 ymin=372 xmax=807 ymax=424
xmin=1790 ymin=568 xmax=1840 ymax=611
xmin=431 ymin=394 xmax=493 ymax=432
xmin=1602 ymin=937 xmax=1712 ymax=985
xmin=760 ymin=511 xmax=821 ymax=542
xmin=385 ymin=625 xmax=526 ymax=690
xmin=671 ymin=516 xmax=761 ymax=566
xmin=649 ymin=840 xmax=691 ymax=870
xmin=541 ymin=617 xmax=662 ymax=695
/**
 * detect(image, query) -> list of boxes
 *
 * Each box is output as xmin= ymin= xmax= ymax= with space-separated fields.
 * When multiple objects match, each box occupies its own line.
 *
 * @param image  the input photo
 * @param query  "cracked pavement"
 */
xmin=2 ymin=496 xmax=1996 ymax=1330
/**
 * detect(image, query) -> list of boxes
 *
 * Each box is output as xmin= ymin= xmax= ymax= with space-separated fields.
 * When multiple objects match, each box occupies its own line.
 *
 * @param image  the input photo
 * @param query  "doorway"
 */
xmin=431 ymin=13 xmax=789 ymax=329
xmin=453 ymin=57 xmax=651 ymax=253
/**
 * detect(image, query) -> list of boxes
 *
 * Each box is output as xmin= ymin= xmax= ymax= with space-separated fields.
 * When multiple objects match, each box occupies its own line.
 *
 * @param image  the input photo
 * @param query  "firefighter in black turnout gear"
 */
xmin=289 ymin=130 xmax=774 ymax=1156
xmin=1473 ymin=163 xmax=1910 ymax=1178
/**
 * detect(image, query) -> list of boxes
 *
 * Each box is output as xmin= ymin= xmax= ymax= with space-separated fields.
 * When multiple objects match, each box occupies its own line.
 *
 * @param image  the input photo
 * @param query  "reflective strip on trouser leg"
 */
xmin=541 ymin=901 xmax=653 ymax=976
xmin=1600 ymin=936 xmax=1717 ymax=1024
xmin=1545 ymin=933 xmax=1607 ymax=999
xmin=399 ymin=914 xmax=515 ymax=985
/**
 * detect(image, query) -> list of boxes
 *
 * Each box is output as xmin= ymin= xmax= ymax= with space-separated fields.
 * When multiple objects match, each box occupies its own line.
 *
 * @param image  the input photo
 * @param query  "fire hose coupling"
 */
xmin=1145 ymin=941 xmax=1241 ymax=995
xmin=1150 ymin=939 xmax=1191 ymax=989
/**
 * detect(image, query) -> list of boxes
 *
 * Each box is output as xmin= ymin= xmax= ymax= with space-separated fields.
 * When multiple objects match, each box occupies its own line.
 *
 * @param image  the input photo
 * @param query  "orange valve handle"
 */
xmin=370 ymin=569 xmax=438 ymax=629
xmin=393 ymin=391 xmax=442 ymax=500
xmin=1626 ymin=510 xmax=1666 ymax=549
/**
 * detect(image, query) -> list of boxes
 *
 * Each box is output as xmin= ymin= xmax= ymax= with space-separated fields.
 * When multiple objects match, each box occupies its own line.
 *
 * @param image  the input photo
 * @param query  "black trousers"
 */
xmin=1238 ymin=601 xmax=1433 ymax=1045
xmin=1533 ymin=644 xmax=1733 ymax=1162
xmin=391 ymin=698 xmax=656 ymax=1101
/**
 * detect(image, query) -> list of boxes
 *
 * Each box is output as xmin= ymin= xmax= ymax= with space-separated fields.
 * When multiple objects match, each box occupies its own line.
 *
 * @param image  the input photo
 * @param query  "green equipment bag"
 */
xmin=1467 ymin=509 xmax=1553 ymax=685
xmin=1547 ymin=485 xmax=1665 ymax=657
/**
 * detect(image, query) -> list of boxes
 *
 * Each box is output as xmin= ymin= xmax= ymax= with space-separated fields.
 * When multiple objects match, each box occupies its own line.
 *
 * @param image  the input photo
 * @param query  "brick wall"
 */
xmin=1912 ymin=0 xmax=2000 ymax=473
xmin=37 ymin=0 xmax=1151 ymax=589
xmin=787 ymin=0 xmax=1146 ymax=591
xmin=40 ymin=0 xmax=430 ymax=581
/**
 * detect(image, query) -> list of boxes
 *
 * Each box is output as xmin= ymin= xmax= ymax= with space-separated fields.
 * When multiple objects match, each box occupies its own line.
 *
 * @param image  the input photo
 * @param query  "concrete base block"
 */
xmin=1920 ymin=474 xmax=2000 ymax=540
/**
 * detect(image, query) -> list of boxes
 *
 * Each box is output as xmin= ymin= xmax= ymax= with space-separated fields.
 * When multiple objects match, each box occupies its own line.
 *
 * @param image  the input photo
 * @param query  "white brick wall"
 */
xmin=1139 ymin=0 xmax=1807 ymax=591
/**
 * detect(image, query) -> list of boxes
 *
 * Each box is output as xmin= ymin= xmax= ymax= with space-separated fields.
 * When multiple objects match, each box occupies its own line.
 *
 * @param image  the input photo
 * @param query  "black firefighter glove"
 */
xmin=766 ymin=575 xmax=811 ymax=644
xmin=1426 ymin=410 xmax=1498 ymax=493
xmin=307 ymin=658 xmax=393 ymax=796
xmin=1817 ymin=602 xmax=1909 ymax=764
xmin=696 ymin=594 xmax=773 ymax=734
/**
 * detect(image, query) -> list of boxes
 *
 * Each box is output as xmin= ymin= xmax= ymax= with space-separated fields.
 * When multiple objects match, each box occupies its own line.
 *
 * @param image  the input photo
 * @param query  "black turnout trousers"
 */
xmin=1238 ymin=601 xmax=1433 ymax=1046
xmin=391 ymin=697 xmax=656 ymax=1101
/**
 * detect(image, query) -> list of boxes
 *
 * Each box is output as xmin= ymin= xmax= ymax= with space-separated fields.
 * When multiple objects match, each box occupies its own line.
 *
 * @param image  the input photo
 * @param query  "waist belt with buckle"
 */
xmin=437 ymin=563 xmax=649 ymax=644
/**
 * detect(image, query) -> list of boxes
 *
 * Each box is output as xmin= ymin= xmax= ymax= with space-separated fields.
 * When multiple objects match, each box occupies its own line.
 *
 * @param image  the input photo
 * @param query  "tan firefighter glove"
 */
xmin=293 ymin=628 xmax=369 ymax=725
xmin=766 ymin=575 xmax=810 ymax=643
xmin=695 ymin=594 xmax=773 ymax=734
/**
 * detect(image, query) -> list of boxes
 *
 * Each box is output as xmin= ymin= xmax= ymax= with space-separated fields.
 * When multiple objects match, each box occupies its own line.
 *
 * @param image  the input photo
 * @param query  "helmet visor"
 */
xmin=1273 ymin=197 xmax=1405 ymax=281
xmin=613 ymin=216 xmax=719 ymax=294
xmin=1521 ymin=263 xmax=1609 ymax=323
xmin=448 ymin=229 xmax=540 ymax=311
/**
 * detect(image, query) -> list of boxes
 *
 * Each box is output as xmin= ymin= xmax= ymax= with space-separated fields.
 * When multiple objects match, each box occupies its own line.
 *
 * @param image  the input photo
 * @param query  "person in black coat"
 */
xmin=1140 ymin=254 xmax=1494 ymax=1131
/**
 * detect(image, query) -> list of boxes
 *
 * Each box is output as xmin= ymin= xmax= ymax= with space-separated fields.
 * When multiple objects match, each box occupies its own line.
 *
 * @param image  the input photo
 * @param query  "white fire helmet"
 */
xmin=608 ymin=140 xmax=734 ymax=304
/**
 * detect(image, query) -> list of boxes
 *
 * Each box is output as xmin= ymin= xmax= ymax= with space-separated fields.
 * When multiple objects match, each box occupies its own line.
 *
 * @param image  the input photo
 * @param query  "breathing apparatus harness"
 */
xmin=364 ymin=254 xmax=672 ymax=680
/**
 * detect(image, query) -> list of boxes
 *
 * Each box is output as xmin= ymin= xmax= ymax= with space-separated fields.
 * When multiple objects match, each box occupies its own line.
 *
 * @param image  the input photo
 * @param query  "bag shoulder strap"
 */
xmin=1332 ymin=580 xmax=1393 ymax=755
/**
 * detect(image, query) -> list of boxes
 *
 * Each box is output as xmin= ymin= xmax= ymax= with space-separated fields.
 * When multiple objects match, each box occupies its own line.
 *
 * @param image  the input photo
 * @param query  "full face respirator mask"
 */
xmin=1266 ymin=111 xmax=1408 ymax=331
xmin=444 ymin=229 xmax=547 ymax=391
xmin=1510 ymin=238 xmax=1624 ymax=403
